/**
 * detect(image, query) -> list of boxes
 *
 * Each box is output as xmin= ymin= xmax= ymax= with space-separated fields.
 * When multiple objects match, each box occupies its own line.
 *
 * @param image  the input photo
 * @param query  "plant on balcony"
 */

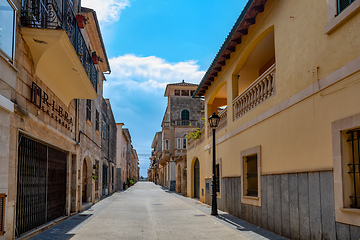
xmin=76 ymin=13 xmax=89 ymax=29
xmin=92 ymin=173 xmax=98 ymax=180
xmin=186 ymin=118 xmax=205 ymax=140
xmin=91 ymin=51 xmax=103 ymax=64
xmin=21 ymin=9 xmax=35 ymax=26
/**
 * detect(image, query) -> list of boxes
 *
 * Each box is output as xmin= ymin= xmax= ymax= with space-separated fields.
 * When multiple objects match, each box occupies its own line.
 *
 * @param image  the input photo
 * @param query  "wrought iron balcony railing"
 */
xmin=21 ymin=0 xmax=97 ymax=92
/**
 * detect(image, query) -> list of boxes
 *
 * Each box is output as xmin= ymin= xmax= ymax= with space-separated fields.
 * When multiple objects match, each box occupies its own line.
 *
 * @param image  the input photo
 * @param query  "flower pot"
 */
xmin=76 ymin=15 xmax=86 ymax=29
xmin=92 ymin=55 xmax=99 ymax=64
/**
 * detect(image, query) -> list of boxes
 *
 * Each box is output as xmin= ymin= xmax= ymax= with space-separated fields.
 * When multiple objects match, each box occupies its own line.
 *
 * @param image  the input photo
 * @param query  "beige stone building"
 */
xmin=156 ymin=81 xmax=203 ymax=193
xmin=187 ymin=0 xmax=360 ymax=238
xmin=0 ymin=1 xmax=116 ymax=239
xmin=116 ymin=125 xmax=139 ymax=189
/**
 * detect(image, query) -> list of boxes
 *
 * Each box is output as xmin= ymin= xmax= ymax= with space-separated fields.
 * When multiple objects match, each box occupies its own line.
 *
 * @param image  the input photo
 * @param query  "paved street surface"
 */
xmin=31 ymin=182 xmax=286 ymax=240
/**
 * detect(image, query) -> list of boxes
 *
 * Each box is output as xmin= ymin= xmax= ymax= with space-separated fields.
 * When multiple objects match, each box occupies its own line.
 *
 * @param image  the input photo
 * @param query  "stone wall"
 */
xmin=205 ymin=171 xmax=360 ymax=239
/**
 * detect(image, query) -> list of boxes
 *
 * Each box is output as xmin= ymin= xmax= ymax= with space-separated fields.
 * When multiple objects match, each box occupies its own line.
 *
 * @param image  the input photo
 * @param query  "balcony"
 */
xmin=21 ymin=0 xmax=98 ymax=105
xmin=173 ymin=120 xmax=199 ymax=127
xmin=233 ymin=64 xmax=276 ymax=120
xmin=162 ymin=122 xmax=170 ymax=129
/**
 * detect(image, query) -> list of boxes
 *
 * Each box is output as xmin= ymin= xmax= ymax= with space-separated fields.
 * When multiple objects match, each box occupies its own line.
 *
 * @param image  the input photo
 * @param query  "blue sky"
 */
xmin=81 ymin=0 xmax=247 ymax=177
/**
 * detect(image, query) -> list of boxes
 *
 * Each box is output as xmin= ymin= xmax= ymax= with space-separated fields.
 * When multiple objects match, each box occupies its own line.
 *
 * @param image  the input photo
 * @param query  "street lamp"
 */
xmin=208 ymin=112 xmax=220 ymax=216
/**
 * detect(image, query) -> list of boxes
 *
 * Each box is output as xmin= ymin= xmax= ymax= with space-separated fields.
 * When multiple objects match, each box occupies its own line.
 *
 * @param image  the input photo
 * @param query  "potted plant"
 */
xmin=76 ymin=13 xmax=89 ymax=29
xmin=92 ymin=51 xmax=99 ymax=64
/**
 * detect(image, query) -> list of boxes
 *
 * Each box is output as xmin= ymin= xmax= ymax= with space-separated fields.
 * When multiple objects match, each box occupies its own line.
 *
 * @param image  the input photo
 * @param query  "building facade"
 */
xmin=158 ymin=80 xmax=203 ymax=193
xmin=116 ymin=125 xmax=139 ymax=190
xmin=0 ymin=1 xmax=116 ymax=239
xmin=187 ymin=0 xmax=360 ymax=239
xmin=149 ymin=132 xmax=162 ymax=184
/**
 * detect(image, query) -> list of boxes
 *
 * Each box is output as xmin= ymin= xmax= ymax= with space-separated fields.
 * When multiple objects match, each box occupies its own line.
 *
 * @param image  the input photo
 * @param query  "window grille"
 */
xmin=245 ymin=154 xmax=258 ymax=196
xmin=174 ymin=90 xmax=180 ymax=96
xmin=0 ymin=193 xmax=6 ymax=236
xmin=215 ymin=164 xmax=220 ymax=193
xmin=86 ymin=100 xmax=91 ymax=121
xmin=95 ymin=160 xmax=99 ymax=191
xmin=95 ymin=111 xmax=99 ymax=131
xmin=338 ymin=0 xmax=356 ymax=14
xmin=346 ymin=129 xmax=360 ymax=208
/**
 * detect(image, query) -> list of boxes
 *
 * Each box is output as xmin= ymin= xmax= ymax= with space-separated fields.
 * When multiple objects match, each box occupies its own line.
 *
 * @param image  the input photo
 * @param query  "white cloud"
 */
xmin=106 ymin=54 xmax=205 ymax=91
xmin=81 ymin=0 xmax=130 ymax=22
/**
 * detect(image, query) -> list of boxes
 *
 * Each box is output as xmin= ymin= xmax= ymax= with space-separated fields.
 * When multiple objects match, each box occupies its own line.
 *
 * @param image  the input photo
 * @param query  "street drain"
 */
xmin=194 ymin=214 xmax=206 ymax=217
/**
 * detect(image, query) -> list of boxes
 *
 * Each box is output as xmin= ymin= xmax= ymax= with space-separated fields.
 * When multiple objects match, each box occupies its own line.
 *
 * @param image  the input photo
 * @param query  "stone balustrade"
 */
xmin=233 ymin=64 xmax=276 ymax=120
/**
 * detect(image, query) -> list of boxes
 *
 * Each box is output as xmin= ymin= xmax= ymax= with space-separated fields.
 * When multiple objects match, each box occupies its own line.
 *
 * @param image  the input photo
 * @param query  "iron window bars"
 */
xmin=245 ymin=154 xmax=258 ymax=197
xmin=338 ymin=0 xmax=356 ymax=14
xmin=346 ymin=129 xmax=360 ymax=208
xmin=0 ymin=193 xmax=6 ymax=236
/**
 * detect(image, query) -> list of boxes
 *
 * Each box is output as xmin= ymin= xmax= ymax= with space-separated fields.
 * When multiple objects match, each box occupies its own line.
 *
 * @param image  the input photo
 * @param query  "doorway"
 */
xmin=194 ymin=158 xmax=200 ymax=198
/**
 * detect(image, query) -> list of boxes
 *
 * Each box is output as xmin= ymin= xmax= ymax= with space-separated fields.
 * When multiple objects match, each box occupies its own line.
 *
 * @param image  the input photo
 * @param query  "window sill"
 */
xmin=86 ymin=119 xmax=92 ymax=126
xmin=340 ymin=207 xmax=360 ymax=214
xmin=241 ymin=195 xmax=261 ymax=207
xmin=243 ymin=195 xmax=259 ymax=200
xmin=325 ymin=0 xmax=360 ymax=34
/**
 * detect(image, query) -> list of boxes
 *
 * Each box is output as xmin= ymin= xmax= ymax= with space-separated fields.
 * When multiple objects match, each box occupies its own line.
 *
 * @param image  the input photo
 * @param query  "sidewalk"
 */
xmin=30 ymin=182 xmax=287 ymax=240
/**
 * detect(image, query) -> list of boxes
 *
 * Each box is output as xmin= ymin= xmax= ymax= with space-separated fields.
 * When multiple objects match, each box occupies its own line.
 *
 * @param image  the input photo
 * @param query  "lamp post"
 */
xmin=208 ymin=112 xmax=220 ymax=216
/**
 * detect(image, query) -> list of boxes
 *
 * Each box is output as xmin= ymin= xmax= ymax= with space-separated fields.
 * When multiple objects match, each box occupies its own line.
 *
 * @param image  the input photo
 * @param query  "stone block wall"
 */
xmin=205 ymin=171 xmax=360 ymax=239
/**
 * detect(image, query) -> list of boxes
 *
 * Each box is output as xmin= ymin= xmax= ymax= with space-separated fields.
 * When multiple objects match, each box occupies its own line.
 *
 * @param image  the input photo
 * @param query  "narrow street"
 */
xmin=30 ymin=182 xmax=286 ymax=240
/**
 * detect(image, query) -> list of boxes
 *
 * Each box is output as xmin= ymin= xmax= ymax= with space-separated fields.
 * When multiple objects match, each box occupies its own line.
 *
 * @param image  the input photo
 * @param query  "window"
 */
xmin=240 ymin=145 xmax=261 ymax=206
xmin=0 ymin=193 xmax=6 ymax=235
xmin=95 ymin=110 xmax=99 ymax=131
xmin=183 ymin=137 xmax=186 ymax=149
xmin=244 ymin=154 xmax=258 ymax=196
xmin=86 ymin=99 xmax=91 ymax=121
xmin=165 ymin=139 xmax=169 ymax=150
xmin=343 ymin=129 xmax=360 ymax=208
xmin=102 ymin=122 xmax=107 ymax=139
xmin=181 ymin=90 xmax=189 ymax=96
xmin=215 ymin=164 xmax=220 ymax=193
xmin=190 ymin=90 xmax=195 ymax=96
xmin=181 ymin=109 xmax=190 ymax=126
xmin=325 ymin=0 xmax=360 ymax=34
xmin=174 ymin=90 xmax=180 ymax=96
xmin=338 ymin=0 xmax=356 ymax=14
xmin=0 ymin=0 xmax=16 ymax=61
xmin=176 ymin=138 xmax=181 ymax=149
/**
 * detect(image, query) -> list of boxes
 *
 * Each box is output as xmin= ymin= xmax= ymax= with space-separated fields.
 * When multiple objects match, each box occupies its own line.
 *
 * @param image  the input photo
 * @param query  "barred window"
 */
xmin=338 ymin=0 xmax=356 ymax=14
xmin=215 ymin=164 xmax=220 ymax=193
xmin=95 ymin=110 xmax=99 ymax=131
xmin=86 ymin=99 xmax=91 ymax=121
xmin=0 ymin=193 xmax=6 ymax=235
xmin=344 ymin=129 xmax=360 ymax=208
xmin=241 ymin=145 xmax=261 ymax=203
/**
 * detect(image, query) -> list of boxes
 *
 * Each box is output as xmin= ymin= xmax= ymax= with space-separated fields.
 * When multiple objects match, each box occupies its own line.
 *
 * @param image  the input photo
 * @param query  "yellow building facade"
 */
xmin=187 ymin=0 xmax=360 ymax=238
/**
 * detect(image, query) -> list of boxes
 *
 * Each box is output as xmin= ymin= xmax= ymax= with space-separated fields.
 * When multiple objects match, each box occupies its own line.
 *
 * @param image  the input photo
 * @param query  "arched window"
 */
xmin=181 ymin=109 xmax=190 ymax=120
xmin=181 ymin=110 xmax=190 ymax=126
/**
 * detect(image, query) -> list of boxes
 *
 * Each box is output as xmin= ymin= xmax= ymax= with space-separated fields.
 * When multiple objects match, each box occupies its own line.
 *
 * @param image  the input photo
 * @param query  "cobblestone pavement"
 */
xmin=30 ymin=182 xmax=287 ymax=240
